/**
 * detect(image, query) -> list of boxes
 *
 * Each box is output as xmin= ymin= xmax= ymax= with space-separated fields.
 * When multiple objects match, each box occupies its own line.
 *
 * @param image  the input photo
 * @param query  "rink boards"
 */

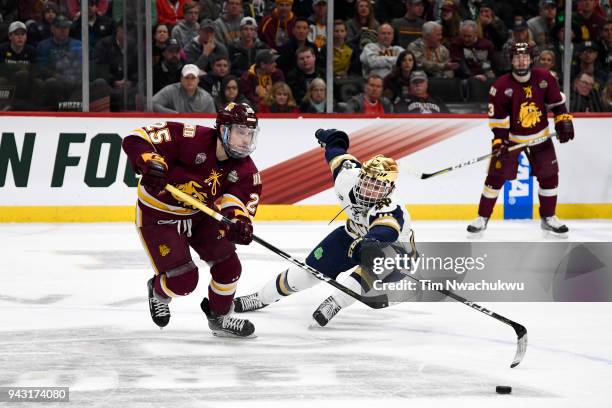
xmin=0 ymin=113 xmax=611 ymax=222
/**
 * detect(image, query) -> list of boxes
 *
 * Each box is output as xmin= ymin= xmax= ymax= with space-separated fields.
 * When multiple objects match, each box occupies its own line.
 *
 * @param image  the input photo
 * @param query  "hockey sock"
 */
xmin=538 ymin=175 xmax=559 ymax=217
xmin=328 ymin=273 xmax=362 ymax=309
xmin=259 ymin=266 xmax=320 ymax=305
xmin=478 ymin=177 xmax=504 ymax=218
xmin=209 ymin=253 xmax=241 ymax=315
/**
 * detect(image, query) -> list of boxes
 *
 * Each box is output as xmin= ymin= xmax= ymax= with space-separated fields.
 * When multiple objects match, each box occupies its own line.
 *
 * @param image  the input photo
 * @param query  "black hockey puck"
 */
xmin=496 ymin=386 xmax=512 ymax=394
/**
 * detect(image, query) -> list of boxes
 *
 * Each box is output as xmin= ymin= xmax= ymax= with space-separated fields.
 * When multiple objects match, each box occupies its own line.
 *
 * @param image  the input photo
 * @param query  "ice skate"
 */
xmin=147 ymin=278 xmax=171 ymax=328
xmin=201 ymin=298 xmax=256 ymax=338
xmin=541 ymin=215 xmax=569 ymax=239
xmin=233 ymin=293 xmax=268 ymax=313
xmin=467 ymin=216 xmax=489 ymax=238
xmin=312 ymin=296 xmax=342 ymax=327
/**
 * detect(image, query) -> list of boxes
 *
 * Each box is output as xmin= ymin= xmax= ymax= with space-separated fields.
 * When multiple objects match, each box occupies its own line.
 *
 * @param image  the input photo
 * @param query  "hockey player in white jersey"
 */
xmin=233 ymin=128 xmax=414 ymax=326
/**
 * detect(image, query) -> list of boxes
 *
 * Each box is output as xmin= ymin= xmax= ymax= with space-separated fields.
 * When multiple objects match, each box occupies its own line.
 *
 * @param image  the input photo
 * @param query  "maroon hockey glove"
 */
xmin=137 ymin=152 xmax=168 ymax=194
xmin=492 ymin=138 xmax=510 ymax=161
xmin=555 ymin=114 xmax=574 ymax=144
xmin=223 ymin=216 xmax=253 ymax=245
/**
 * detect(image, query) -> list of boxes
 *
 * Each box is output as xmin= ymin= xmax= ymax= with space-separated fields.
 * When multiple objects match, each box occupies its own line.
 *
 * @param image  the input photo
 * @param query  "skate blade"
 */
xmin=211 ymin=330 xmax=257 ymax=339
xmin=542 ymin=230 xmax=568 ymax=239
xmin=467 ymin=231 xmax=485 ymax=240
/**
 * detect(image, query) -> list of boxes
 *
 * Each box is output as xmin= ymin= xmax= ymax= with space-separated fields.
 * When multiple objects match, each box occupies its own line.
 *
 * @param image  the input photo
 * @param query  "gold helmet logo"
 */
xmin=355 ymin=155 xmax=398 ymax=208
xmin=518 ymin=101 xmax=542 ymax=128
xmin=362 ymin=155 xmax=399 ymax=183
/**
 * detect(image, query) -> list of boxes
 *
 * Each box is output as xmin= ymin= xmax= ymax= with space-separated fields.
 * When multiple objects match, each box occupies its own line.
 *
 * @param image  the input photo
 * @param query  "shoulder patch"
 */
xmin=504 ymin=88 xmax=514 ymax=98
xmin=539 ymin=80 xmax=548 ymax=89
xmin=228 ymin=170 xmax=239 ymax=183
xmin=489 ymin=87 xmax=497 ymax=96
xmin=195 ymin=152 xmax=207 ymax=164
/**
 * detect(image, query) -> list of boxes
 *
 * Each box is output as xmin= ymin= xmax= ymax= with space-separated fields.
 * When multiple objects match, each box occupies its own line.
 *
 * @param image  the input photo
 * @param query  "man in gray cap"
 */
xmin=239 ymin=49 xmax=285 ymax=107
xmin=184 ymin=18 xmax=229 ymax=72
xmin=152 ymin=63 xmax=216 ymax=113
xmin=527 ymin=0 xmax=557 ymax=49
xmin=0 ymin=21 xmax=37 ymax=109
xmin=153 ymin=38 xmax=184 ymax=93
xmin=227 ymin=16 xmax=269 ymax=76
xmin=392 ymin=70 xmax=449 ymax=113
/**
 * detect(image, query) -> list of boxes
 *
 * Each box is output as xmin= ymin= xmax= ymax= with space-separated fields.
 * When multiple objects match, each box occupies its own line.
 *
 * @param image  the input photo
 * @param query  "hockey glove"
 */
xmin=137 ymin=152 xmax=168 ymax=194
xmin=222 ymin=216 xmax=253 ymax=245
xmin=315 ymin=128 xmax=349 ymax=149
xmin=348 ymin=237 xmax=385 ymax=273
xmin=555 ymin=114 xmax=574 ymax=143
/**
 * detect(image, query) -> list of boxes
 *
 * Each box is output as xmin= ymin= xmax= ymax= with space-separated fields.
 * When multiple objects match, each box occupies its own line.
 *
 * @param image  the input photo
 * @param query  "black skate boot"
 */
xmin=201 ymin=298 xmax=256 ymax=338
xmin=147 ymin=278 xmax=170 ymax=328
xmin=541 ymin=215 xmax=569 ymax=238
xmin=233 ymin=293 xmax=268 ymax=313
xmin=467 ymin=216 xmax=489 ymax=236
xmin=312 ymin=296 xmax=342 ymax=327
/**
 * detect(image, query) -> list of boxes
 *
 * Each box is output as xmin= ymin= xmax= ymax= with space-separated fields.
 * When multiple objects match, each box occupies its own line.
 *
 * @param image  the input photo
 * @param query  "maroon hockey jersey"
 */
xmin=488 ymin=68 xmax=567 ymax=144
xmin=123 ymin=121 xmax=262 ymax=220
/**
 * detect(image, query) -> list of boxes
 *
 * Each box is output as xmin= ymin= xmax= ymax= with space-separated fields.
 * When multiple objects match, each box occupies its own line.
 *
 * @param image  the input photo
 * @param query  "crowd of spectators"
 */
xmin=0 ymin=0 xmax=610 ymax=112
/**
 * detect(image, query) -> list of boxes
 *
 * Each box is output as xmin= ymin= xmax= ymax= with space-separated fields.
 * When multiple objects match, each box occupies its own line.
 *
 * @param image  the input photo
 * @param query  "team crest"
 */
xmin=518 ymin=101 xmax=542 ymax=128
xmin=504 ymin=88 xmax=513 ymax=97
xmin=523 ymin=86 xmax=533 ymax=98
xmin=539 ymin=80 xmax=548 ymax=89
xmin=195 ymin=153 xmax=207 ymax=164
xmin=228 ymin=170 xmax=239 ymax=183
xmin=173 ymin=181 xmax=207 ymax=207
xmin=159 ymin=244 xmax=171 ymax=256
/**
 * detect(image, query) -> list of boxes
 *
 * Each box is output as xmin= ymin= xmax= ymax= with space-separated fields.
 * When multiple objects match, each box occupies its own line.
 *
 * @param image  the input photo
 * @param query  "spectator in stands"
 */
xmin=239 ymin=48 xmax=285 ymax=108
xmin=156 ymin=0 xmax=187 ymax=27
xmin=258 ymin=81 xmax=300 ymax=112
xmin=345 ymin=74 xmax=392 ymax=114
xmin=360 ymin=23 xmax=404 ymax=78
xmin=293 ymin=0 xmax=314 ymax=19
xmin=200 ymin=55 xmax=231 ymax=98
xmin=36 ymin=15 xmax=83 ymax=108
xmin=551 ymin=20 xmax=582 ymax=80
xmin=26 ymin=2 xmax=57 ymax=46
xmin=374 ymin=0 xmax=406 ymax=24
xmin=197 ymin=0 xmax=222 ymax=21
xmin=277 ymin=17 xmax=318 ymax=75
xmin=333 ymin=19 xmax=360 ymax=78
xmin=214 ymin=0 xmax=243 ymax=46
xmin=0 ymin=21 xmax=37 ymax=109
xmin=346 ymin=0 xmax=380 ymax=47
xmin=153 ymin=23 xmax=170 ymax=65
xmin=307 ymin=0 xmax=327 ymax=52
xmin=571 ymin=41 xmax=607 ymax=88
xmin=391 ymin=0 xmax=425 ymax=49
xmin=0 ymin=2 xmax=19 ymax=43
xmin=153 ymin=38 xmax=183 ymax=93
xmin=153 ymin=63 xmax=215 ymax=112
xmin=214 ymin=74 xmax=251 ymax=109
xmin=597 ymin=20 xmax=611 ymax=72
xmin=408 ymin=21 xmax=457 ymax=78
xmin=393 ymin=70 xmax=449 ymax=113
xmin=184 ymin=18 xmax=229 ymax=72
xmin=601 ymin=73 xmax=612 ymax=112
xmin=299 ymin=77 xmax=326 ymax=113
xmin=571 ymin=71 xmax=603 ymax=112
xmin=69 ymin=0 xmax=115 ymax=56
xmin=451 ymin=20 xmax=496 ymax=80
xmin=527 ymin=0 xmax=557 ymax=49
xmin=18 ymin=0 xmax=47 ymax=23
xmin=113 ymin=0 xmax=158 ymax=26
xmin=286 ymin=45 xmax=324 ymax=103
xmin=227 ymin=16 xmax=268 ymax=77
xmin=95 ymin=22 xmax=138 ymax=111
xmin=476 ymin=2 xmax=508 ymax=51
xmin=500 ymin=21 xmax=540 ymax=74
xmin=457 ymin=0 xmax=479 ymax=21
xmin=171 ymin=3 xmax=199 ymax=48
xmin=438 ymin=0 xmax=461 ymax=48
xmin=259 ymin=0 xmax=296 ymax=50
xmin=535 ymin=50 xmax=559 ymax=81
xmin=383 ymin=49 xmax=415 ymax=101
xmin=66 ymin=0 xmax=109 ymax=20
xmin=576 ymin=0 xmax=606 ymax=41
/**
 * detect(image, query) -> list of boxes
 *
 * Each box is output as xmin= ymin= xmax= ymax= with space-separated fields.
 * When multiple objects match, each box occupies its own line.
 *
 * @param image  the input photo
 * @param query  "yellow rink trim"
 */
xmin=1 ymin=204 xmax=611 ymax=222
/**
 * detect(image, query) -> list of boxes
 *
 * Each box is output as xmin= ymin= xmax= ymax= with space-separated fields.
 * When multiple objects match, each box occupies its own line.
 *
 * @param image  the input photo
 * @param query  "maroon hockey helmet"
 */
xmin=216 ymin=102 xmax=259 ymax=159
xmin=510 ymin=42 xmax=533 ymax=76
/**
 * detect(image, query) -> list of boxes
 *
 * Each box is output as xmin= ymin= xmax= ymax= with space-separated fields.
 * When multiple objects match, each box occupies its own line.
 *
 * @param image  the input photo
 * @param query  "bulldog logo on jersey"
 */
xmin=518 ymin=101 xmax=542 ymax=128
xmin=173 ymin=181 xmax=207 ymax=207
xmin=159 ymin=244 xmax=171 ymax=256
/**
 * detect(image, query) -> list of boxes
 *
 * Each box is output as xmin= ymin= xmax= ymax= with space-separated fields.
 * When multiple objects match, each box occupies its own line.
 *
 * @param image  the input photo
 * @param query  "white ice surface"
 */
xmin=1 ymin=220 xmax=611 ymax=408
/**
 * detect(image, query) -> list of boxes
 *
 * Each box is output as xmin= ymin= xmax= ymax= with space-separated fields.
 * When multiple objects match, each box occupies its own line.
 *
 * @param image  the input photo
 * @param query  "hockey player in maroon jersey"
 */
xmin=467 ymin=42 xmax=575 ymax=238
xmin=122 ymin=103 xmax=262 ymax=337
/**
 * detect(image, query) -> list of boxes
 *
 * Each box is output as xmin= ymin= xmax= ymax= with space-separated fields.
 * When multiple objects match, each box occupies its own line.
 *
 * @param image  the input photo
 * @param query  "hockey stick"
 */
xmin=401 ymin=272 xmax=527 ymax=368
xmin=164 ymin=185 xmax=389 ymax=309
xmin=406 ymin=132 xmax=556 ymax=180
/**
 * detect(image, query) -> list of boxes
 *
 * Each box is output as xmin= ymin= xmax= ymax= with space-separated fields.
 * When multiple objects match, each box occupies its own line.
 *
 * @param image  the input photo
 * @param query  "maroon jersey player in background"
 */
xmin=122 ymin=103 xmax=262 ymax=338
xmin=467 ymin=42 xmax=575 ymax=238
